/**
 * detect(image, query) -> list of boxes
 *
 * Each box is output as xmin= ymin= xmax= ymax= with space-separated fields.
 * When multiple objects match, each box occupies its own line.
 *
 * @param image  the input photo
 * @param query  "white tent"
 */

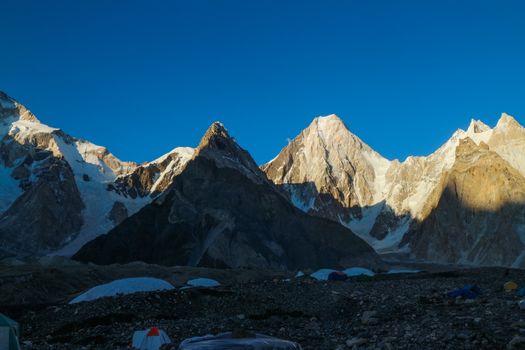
xmin=69 ymin=277 xmax=174 ymax=304
xmin=132 ymin=327 xmax=171 ymax=350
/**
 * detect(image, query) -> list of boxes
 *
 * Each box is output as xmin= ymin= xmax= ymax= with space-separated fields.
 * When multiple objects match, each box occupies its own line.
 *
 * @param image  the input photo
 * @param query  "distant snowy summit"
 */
xmin=1 ymin=91 xmax=525 ymax=269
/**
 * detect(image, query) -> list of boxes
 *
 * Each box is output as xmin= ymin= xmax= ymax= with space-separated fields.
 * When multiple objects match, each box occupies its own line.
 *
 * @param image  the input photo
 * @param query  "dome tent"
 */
xmin=185 ymin=278 xmax=221 ymax=288
xmin=328 ymin=271 xmax=348 ymax=281
xmin=132 ymin=327 xmax=171 ymax=350
xmin=179 ymin=331 xmax=302 ymax=349
xmin=0 ymin=313 xmax=21 ymax=350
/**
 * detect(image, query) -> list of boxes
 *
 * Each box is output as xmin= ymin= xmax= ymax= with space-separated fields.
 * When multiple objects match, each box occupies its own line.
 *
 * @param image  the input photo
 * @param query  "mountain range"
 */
xmin=1 ymin=91 xmax=525 ymax=269
xmin=74 ymin=122 xmax=381 ymax=269
xmin=263 ymin=114 xmax=525 ymax=268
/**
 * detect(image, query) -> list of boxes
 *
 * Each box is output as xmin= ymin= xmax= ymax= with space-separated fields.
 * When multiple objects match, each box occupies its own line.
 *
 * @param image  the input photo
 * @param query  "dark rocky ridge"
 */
xmin=74 ymin=123 xmax=382 ymax=270
xmin=0 ymin=155 xmax=84 ymax=257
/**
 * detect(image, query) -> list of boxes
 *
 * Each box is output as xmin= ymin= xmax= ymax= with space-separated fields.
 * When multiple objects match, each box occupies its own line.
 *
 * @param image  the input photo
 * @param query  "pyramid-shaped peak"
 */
xmin=196 ymin=121 xmax=248 ymax=160
xmin=313 ymin=114 xmax=348 ymax=130
xmin=195 ymin=120 xmax=267 ymax=184
xmin=467 ymin=119 xmax=491 ymax=134
xmin=197 ymin=121 xmax=232 ymax=150
xmin=496 ymin=113 xmax=522 ymax=129
xmin=208 ymin=121 xmax=228 ymax=134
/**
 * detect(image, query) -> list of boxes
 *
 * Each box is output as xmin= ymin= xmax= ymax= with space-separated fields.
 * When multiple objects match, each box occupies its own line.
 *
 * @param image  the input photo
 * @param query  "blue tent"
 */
xmin=447 ymin=285 xmax=482 ymax=299
xmin=328 ymin=271 xmax=348 ymax=281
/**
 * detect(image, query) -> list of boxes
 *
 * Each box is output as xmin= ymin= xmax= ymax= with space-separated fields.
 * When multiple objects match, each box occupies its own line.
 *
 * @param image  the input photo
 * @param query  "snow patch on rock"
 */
xmin=69 ymin=277 xmax=174 ymax=304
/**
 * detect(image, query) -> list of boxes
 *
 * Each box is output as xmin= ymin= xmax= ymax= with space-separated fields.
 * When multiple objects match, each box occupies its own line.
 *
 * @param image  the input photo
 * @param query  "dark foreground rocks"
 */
xmin=4 ymin=265 xmax=525 ymax=349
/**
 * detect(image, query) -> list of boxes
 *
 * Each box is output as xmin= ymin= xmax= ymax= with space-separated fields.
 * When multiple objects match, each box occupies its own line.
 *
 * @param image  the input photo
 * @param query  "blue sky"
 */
xmin=1 ymin=0 xmax=524 ymax=164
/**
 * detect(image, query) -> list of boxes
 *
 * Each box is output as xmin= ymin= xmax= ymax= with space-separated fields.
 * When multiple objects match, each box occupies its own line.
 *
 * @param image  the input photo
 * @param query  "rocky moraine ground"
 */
xmin=2 ymin=259 xmax=525 ymax=350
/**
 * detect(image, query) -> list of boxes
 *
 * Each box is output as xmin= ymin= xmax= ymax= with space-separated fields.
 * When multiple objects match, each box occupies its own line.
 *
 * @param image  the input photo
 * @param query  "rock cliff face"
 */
xmin=0 ymin=92 xmax=193 ymax=257
xmin=74 ymin=122 xmax=382 ymax=270
xmin=403 ymin=138 xmax=525 ymax=267
xmin=262 ymin=115 xmax=389 ymax=220
xmin=263 ymin=113 xmax=525 ymax=266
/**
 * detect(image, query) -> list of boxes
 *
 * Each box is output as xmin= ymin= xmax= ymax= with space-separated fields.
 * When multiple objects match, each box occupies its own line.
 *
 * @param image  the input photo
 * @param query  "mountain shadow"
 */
xmin=402 ymin=177 xmax=525 ymax=268
xmin=263 ymin=134 xmax=525 ymax=268
xmin=273 ymin=182 xmax=412 ymax=251
xmin=73 ymin=123 xmax=384 ymax=270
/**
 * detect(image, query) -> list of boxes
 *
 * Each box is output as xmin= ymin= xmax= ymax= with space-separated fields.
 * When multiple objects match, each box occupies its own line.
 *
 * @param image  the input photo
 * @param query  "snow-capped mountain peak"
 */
xmin=0 ymin=92 xmax=193 ymax=258
xmin=264 ymin=112 xmax=525 ymax=267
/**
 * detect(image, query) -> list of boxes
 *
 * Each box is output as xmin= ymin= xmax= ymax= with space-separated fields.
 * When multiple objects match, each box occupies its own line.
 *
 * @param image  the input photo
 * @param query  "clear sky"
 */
xmin=2 ymin=0 xmax=524 ymax=164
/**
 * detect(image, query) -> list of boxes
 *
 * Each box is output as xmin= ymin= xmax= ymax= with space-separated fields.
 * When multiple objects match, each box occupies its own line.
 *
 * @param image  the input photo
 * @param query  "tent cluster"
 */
xmin=308 ymin=267 xmax=376 ymax=281
xmin=0 ymin=318 xmax=304 ymax=350
xmin=303 ymin=267 xmax=420 ymax=281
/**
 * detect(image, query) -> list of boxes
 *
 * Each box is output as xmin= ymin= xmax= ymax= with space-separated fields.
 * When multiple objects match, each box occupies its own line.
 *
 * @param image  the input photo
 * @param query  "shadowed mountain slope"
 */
xmin=74 ymin=122 xmax=382 ymax=270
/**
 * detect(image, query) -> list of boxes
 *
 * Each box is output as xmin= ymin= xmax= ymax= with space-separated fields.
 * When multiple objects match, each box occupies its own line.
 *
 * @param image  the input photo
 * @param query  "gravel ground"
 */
xmin=6 ymin=267 xmax=525 ymax=350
